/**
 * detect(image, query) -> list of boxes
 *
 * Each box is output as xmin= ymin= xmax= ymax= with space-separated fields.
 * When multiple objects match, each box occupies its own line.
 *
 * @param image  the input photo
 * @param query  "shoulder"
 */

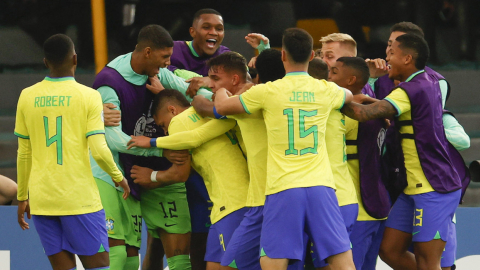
xmin=219 ymin=45 xmax=230 ymax=53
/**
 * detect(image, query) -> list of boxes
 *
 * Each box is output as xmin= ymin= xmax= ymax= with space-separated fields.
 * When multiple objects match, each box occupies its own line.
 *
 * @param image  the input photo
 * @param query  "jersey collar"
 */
xmin=45 ymin=76 xmax=75 ymax=82
xmin=186 ymin=41 xmax=200 ymax=58
xmin=405 ymin=69 xmax=425 ymax=82
xmin=285 ymin=71 xmax=310 ymax=77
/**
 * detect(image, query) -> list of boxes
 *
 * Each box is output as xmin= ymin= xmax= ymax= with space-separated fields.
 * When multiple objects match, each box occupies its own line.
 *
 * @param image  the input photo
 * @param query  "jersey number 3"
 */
xmin=44 ymin=116 xmax=63 ymax=165
xmin=283 ymin=109 xmax=318 ymax=156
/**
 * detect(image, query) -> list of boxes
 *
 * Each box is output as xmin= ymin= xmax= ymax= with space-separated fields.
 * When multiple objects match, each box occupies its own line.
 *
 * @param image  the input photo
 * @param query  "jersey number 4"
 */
xmin=44 ymin=116 xmax=63 ymax=165
xmin=283 ymin=109 xmax=318 ymax=156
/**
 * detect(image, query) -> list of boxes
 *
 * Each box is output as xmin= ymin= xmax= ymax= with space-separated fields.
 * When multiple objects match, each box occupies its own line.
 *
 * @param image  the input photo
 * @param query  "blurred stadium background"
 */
xmin=0 ymin=0 xmax=479 ymax=269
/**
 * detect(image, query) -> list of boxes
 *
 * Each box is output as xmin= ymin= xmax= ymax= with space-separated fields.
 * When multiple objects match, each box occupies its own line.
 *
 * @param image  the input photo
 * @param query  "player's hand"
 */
xmin=164 ymin=149 xmax=190 ymax=165
xmin=127 ymin=135 xmax=152 ymax=149
xmin=114 ymin=177 xmax=130 ymax=200
xmin=248 ymin=56 xmax=257 ymax=68
xmin=245 ymin=33 xmax=269 ymax=49
xmin=17 ymin=200 xmax=31 ymax=230
xmin=186 ymin=77 xmax=211 ymax=98
xmin=131 ymin=165 xmax=156 ymax=189
xmin=103 ymin=103 xmax=121 ymax=127
xmin=384 ymin=118 xmax=391 ymax=129
xmin=146 ymin=76 xmax=165 ymax=95
xmin=365 ymin=58 xmax=389 ymax=78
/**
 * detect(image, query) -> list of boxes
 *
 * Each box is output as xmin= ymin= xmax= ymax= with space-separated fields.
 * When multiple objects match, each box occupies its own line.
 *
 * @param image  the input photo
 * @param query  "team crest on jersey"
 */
xmin=106 ymin=218 xmax=115 ymax=234
xmin=377 ymin=128 xmax=386 ymax=154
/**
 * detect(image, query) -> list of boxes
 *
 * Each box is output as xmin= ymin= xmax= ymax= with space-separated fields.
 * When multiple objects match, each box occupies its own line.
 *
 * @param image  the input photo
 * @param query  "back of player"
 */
xmin=15 ymin=34 xmax=128 ymax=270
xmin=226 ymin=28 xmax=355 ymax=270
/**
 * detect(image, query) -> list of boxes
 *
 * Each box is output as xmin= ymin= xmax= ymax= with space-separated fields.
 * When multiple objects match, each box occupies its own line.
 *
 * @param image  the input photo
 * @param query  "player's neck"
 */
xmin=231 ymin=81 xmax=247 ymax=95
xmin=48 ymin=69 xmax=74 ymax=78
xmin=131 ymin=51 xmax=147 ymax=75
xmin=283 ymin=61 xmax=308 ymax=75
xmin=399 ymin=66 xmax=420 ymax=82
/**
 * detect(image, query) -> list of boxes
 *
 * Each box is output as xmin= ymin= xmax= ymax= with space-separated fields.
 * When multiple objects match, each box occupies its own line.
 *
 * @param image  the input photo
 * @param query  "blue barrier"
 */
xmin=1 ymin=206 xmax=480 ymax=269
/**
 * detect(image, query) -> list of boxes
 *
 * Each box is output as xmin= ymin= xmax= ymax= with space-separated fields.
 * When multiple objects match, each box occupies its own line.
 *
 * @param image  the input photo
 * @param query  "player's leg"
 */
xmin=186 ymin=171 xmax=213 ymax=270
xmin=121 ymin=195 xmax=142 ymax=270
xmin=362 ymin=220 xmax=386 ymax=270
xmin=95 ymin=178 xmax=128 ymax=269
xmin=220 ymin=206 xmax=264 ymax=270
xmin=378 ymin=193 xmax=416 ymax=269
xmin=61 ymin=210 xmax=111 ymax=269
xmin=142 ymin=232 xmax=165 ymax=270
xmin=349 ymin=221 xmax=377 ymax=269
xmin=304 ymin=186 xmax=354 ymax=270
xmin=32 ymin=215 xmax=77 ymax=269
xmin=260 ymin=189 xmax=312 ymax=270
xmin=411 ymin=190 xmax=460 ymax=270
xmin=141 ymin=183 xmax=192 ymax=270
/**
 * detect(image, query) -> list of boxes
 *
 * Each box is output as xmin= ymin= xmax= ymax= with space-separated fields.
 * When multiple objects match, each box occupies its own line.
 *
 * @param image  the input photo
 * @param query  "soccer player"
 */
xmin=329 ymin=57 xmax=390 ymax=270
xmin=128 ymin=89 xmax=249 ymax=270
xmin=15 ymin=34 xmax=130 ymax=270
xmin=341 ymin=33 xmax=462 ymax=270
xmin=214 ymin=28 xmax=355 ymax=270
xmin=0 ymin=175 xmax=17 ymax=205
xmin=319 ymin=33 xmax=357 ymax=68
xmin=92 ymin=24 xmax=212 ymax=270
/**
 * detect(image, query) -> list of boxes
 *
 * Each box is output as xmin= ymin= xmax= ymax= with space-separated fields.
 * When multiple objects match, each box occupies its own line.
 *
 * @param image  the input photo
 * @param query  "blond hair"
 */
xmin=319 ymin=33 xmax=357 ymax=56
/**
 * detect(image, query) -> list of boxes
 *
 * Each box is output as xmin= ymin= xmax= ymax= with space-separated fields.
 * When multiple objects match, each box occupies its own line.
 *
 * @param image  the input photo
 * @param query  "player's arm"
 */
xmin=215 ymin=88 xmax=248 ymax=115
xmin=245 ymin=33 xmax=270 ymax=53
xmin=341 ymin=100 xmax=396 ymax=122
xmin=191 ymin=95 xmax=216 ymax=118
xmin=98 ymin=86 xmax=163 ymax=157
xmin=131 ymin=159 xmax=191 ymax=189
xmin=127 ymin=118 xmax=237 ymax=150
xmin=14 ymin=97 xmax=31 ymax=230
xmin=443 ymin=113 xmax=470 ymax=151
xmin=158 ymin=68 xmax=213 ymax=101
xmin=88 ymin=92 xmax=130 ymax=198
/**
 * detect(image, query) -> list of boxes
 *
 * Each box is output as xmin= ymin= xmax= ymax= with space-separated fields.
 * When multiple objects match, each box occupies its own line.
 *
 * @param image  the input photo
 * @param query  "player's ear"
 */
xmin=189 ymin=26 xmax=196 ymax=39
xmin=404 ymin=54 xmax=413 ymax=66
xmin=144 ymin=47 xmax=151 ymax=59
xmin=281 ymin=50 xmax=286 ymax=62
xmin=347 ymin=75 xmax=357 ymax=86
xmin=72 ymin=54 xmax=77 ymax=66
xmin=168 ymin=105 xmax=177 ymax=115
xmin=232 ymin=74 xmax=240 ymax=86
xmin=43 ymin=58 xmax=49 ymax=69
xmin=309 ymin=50 xmax=315 ymax=61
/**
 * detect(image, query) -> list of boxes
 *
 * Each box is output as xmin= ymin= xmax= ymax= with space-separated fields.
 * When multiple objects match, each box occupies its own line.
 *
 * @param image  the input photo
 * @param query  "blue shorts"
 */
xmin=260 ymin=186 xmax=351 ymax=262
xmin=221 ymin=206 xmax=263 ymax=269
xmin=312 ymin=203 xmax=358 ymax=268
xmin=33 ymin=210 xmax=109 ymax=256
xmin=205 ymin=208 xmax=248 ymax=263
xmin=386 ymin=190 xmax=460 ymax=243
xmin=185 ymin=170 xmax=213 ymax=233
xmin=350 ymin=220 xmax=386 ymax=270
xmin=441 ymin=218 xmax=456 ymax=268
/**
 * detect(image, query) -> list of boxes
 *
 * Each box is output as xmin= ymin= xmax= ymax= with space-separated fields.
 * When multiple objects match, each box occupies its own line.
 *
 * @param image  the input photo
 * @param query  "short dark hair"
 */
xmin=395 ymin=34 xmax=429 ymax=70
xmin=256 ymin=49 xmax=285 ymax=83
xmin=336 ymin=57 xmax=370 ymax=86
xmin=248 ymin=67 xmax=258 ymax=80
xmin=193 ymin=8 xmax=222 ymax=25
xmin=390 ymin=22 xmax=424 ymax=38
xmin=151 ymin=89 xmax=190 ymax=116
xmin=206 ymin=52 xmax=248 ymax=80
xmin=137 ymin=24 xmax=173 ymax=50
xmin=308 ymin=58 xmax=329 ymax=80
xmin=282 ymin=28 xmax=313 ymax=64
xmin=43 ymin=34 xmax=74 ymax=66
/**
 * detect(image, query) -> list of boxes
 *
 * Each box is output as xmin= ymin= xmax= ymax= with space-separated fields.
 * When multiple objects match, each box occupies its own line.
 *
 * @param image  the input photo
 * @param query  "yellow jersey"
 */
xmin=385 ymin=89 xmax=435 ymax=195
xmin=228 ymin=110 xmax=268 ymax=207
xmin=345 ymin=116 xmax=386 ymax=221
xmin=326 ymin=110 xmax=357 ymax=206
xmin=239 ymin=72 xmax=346 ymax=195
xmin=14 ymin=77 xmax=107 ymax=215
xmin=168 ymin=107 xmax=249 ymax=223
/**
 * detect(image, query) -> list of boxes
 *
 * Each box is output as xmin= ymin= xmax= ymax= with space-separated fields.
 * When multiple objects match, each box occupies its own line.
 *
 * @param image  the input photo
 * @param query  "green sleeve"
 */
xmin=257 ymin=40 xmax=271 ymax=53
xmin=158 ymin=68 xmax=213 ymax=101
xmin=97 ymin=86 xmax=163 ymax=157
xmin=443 ymin=114 xmax=470 ymax=151
xmin=368 ymin=77 xmax=378 ymax=92
xmin=173 ymin=69 xmax=203 ymax=80
xmin=439 ymin=80 xmax=448 ymax=108
xmin=156 ymin=118 xmax=237 ymax=150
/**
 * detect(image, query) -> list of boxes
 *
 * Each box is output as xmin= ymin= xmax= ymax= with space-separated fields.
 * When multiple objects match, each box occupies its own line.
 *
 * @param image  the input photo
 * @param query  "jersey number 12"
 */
xmin=44 ymin=116 xmax=63 ymax=165
xmin=283 ymin=109 xmax=318 ymax=155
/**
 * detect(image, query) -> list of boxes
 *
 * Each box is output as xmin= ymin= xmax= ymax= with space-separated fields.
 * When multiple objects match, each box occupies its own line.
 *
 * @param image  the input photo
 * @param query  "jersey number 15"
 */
xmin=283 ymin=109 xmax=318 ymax=156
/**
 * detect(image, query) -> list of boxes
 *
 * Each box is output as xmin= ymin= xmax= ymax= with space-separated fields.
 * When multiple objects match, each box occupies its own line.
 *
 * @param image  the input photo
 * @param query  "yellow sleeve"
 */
xmin=14 ymin=92 xmax=29 ymax=139
xmin=16 ymin=137 xmax=32 ymax=201
xmin=331 ymin=84 xmax=347 ymax=110
xmin=239 ymin=84 xmax=268 ymax=114
xmin=88 ymin=133 xmax=124 ymax=182
xmin=86 ymin=91 xmax=106 ymax=137
xmin=384 ymin=88 xmax=411 ymax=117
xmin=156 ymin=118 xmax=236 ymax=150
